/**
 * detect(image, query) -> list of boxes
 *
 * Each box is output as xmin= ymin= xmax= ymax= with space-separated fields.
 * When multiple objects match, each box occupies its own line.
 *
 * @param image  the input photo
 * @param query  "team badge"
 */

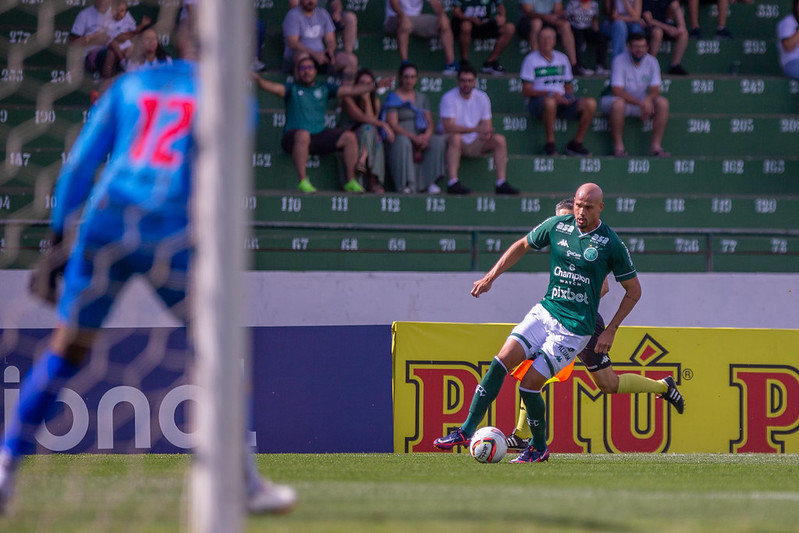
xmin=583 ymin=246 xmax=598 ymax=261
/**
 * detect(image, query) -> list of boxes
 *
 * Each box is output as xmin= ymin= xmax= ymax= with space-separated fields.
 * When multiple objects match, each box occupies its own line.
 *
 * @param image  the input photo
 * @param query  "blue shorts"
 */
xmin=58 ymin=204 xmax=190 ymax=329
xmin=527 ymin=95 xmax=582 ymax=121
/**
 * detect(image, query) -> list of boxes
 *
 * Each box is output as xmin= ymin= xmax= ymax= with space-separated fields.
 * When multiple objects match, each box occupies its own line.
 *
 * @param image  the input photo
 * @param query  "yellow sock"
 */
xmin=617 ymin=373 xmax=668 ymax=394
xmin=514 ymin=402 xmax=531 ymax=439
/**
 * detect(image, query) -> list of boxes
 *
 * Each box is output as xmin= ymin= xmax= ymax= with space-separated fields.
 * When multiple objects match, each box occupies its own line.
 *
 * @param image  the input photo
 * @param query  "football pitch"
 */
xmin=4 ymin=453 xmax=799 ymax=532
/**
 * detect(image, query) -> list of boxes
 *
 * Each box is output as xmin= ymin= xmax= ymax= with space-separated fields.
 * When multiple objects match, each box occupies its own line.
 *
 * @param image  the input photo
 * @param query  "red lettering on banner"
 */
xmin=406 ymin=362 xmax=518 ymax=453
xmin=548 ymin=368 xmax=599 ymax=453
xmin=730 ymin=365 xmax=799 ymax=453
xmin=605 ymin=370 xmax=672 ymax=452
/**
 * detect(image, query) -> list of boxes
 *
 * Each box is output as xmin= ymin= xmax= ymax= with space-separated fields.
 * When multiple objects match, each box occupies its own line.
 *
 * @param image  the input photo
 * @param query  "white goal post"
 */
xmin=191 ymin=0 xmax=254 ymax=531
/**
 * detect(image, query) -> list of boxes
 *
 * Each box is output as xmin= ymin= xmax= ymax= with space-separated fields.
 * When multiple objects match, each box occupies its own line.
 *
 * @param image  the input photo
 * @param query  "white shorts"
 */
xmin=509 ymin=303 xmax=591 ymax=379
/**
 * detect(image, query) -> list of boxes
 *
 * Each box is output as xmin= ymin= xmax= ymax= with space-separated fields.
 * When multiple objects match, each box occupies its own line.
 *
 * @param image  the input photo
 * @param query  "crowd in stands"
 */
xmin=65 ymin=0 xmax=799 ymax=195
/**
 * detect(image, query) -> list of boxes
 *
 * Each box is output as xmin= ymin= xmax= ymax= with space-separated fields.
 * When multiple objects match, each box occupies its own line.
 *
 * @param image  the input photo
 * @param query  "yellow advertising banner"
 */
xmin=392 ymin=322 xmax=799 ymax=454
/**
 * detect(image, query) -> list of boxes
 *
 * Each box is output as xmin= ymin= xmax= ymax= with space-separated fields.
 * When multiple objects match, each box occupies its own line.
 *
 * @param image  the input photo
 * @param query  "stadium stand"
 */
xmin=1 ymin=0 xmax=797 ymax=273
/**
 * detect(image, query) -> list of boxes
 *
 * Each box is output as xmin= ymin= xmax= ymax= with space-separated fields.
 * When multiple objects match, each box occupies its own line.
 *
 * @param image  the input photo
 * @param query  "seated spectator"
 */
xmin=518 ymin=0 xmax=579 ymax=72
xmin=289 ymin=0 xmax=358 ymax=55
xmin=565 ymin=0 xmax=609 ymax=75
xmin=382 ymin=62 xmax=447 ymax=193
xmin=600 ymin=32 xmax=670 ymax=156
xmin=439 ymin=65 xmax=519 ymax=195
xmin=122 ymin=28 xmax=172 ymax=72
xmin=283 ymin=0 xmax=358 ymax=82
xmin=521 ymin=27 xmax=596 ymax=155
xmin=100 ymin=0 xmax=151 ymax=79
xmin=384 ymin=0 xmax=458 ymax=75
xmin=69 ymin=0 xmax=112 ymax=75
xmin=253 ymin=55 xmax=392 ymax=193
xmin=642 ymin=0 xmax=688 ymax=75
xmin=450 ymin=0 xmax=515 ymax=74
xmin=340 ymin=68 xmax=394 ymax=193
xmin=601 ymin=0 xmax=644 ymax=59
xmin=686 ymin=0 xmax=732 ymax=39
xmin=777 ymin=0 xmax=799 ymax=79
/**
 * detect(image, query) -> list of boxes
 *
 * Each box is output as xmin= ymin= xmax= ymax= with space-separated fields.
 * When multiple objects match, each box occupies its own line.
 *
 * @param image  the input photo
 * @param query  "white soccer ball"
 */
xmin=469 ymin=426 xmax=507 ymax=463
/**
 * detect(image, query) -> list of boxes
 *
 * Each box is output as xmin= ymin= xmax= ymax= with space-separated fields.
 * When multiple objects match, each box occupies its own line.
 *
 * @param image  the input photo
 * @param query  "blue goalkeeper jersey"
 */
xmin=51 ymin=60 xmax=197 ymax=236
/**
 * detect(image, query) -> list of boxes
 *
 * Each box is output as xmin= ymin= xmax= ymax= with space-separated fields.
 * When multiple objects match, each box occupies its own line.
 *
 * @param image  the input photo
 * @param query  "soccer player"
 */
xmin=434 ymin=182 xmax=683 ymax=463
xmin=504 ymin=198 xmax=685 ymax=451
xmin=0 ymin=26 xmax=295 ymax=514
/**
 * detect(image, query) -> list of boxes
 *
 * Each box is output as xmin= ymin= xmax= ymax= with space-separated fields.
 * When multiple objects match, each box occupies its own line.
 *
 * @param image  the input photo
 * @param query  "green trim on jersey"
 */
xmin=526 ymin=215 xmax=637 ymax=335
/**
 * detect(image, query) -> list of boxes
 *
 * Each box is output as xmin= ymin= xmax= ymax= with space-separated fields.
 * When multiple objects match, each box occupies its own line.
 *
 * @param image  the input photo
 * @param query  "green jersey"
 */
xmin=283 ymin=81 xmax=338 ymax=135
xmin=526 ymin=214 xmax=637 ymax=335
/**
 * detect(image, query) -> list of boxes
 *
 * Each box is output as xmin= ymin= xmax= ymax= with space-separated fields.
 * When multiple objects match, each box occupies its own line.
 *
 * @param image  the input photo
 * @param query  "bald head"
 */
xmin=573 ymin=182 xmax=604 ymax=231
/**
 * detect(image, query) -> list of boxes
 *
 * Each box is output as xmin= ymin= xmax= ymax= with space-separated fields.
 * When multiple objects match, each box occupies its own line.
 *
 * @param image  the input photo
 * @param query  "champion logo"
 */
xmin=557 ymin=239 xmax=569 ymax=247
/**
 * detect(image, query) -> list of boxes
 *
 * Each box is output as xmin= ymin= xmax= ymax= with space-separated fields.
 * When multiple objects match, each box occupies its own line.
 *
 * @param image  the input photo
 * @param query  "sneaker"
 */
xmin=442 ymin=62 xmax=459 ymax=76
xmin=433 ymin=428 xmax=470 ymax=450
xmin=573 ymin=65 xmax=594 ymax=76
xmin=715 ymin=27 xmax=733 ymax=39
xmin=481 ymin=60 xmax=505 ymax=75
xmin=0 ymin=451 xmax=16 ymax=515
xmin=594 ymin=65 xmax=610 ymax=76
xmin=510 ymin=445 xmax=550 ymax=463
xmin=426 ymin=183 xmax=442 ymax=194
xmin=297 ymin=178 xmax=317 ymax=194
xmin=659 ymin=376 xmax=685 ymax=414
xmin=495 ymin=181 xmax=519 ymax=195
xmin=505 ymin=433 xmax=530 ymax=451
xmin=344 ymin=179 xmax=366 ymax=193
xmin=668 ymin=64 xmax=688 ymax=75
xmin=689 ymin=27 xmax=702 ymax=39
xmin=246 ymin=479 xmax=297 ymax=515
xmin=544 ymin=142 xmax=557 ymax=156
xmin=564 ymin=140 xmax=591 ymax=156
xmin=447 ymin=180 xmax=471 ymax=195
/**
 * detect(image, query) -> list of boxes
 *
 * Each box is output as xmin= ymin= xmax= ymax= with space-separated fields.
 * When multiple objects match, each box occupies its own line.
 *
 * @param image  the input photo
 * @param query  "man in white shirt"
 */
xmin=69 ymin=0 xmax=112 ymax=72
xmin=384 ymin=0 xmax=458 ymax=75
xmin=600 ymin=32 xmax=669 ymax=156
xmin=777 ymin=0 xmax=799 ymax=80
xmin=520 ymin=27 xmax=596 ymax=156
xmin=439 ymin=65 xmax=519 ymax=195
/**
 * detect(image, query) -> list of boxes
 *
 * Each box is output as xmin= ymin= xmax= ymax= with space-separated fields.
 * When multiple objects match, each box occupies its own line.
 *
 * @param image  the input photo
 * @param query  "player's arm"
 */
xmin=471 ymin=236 xmax=531 ymax=297
xmin=594 ymin=276 xmax=641 ymax=353
xmin=600 ymin=276 xmax=610 ymax=298
xmin=253 ymin=74 xmax=286 ymax=98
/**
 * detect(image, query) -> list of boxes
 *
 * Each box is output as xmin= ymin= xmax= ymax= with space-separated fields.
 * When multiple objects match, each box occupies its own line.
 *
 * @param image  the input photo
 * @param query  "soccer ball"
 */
xmin=469 ymin=426 xmax=507 ymax=463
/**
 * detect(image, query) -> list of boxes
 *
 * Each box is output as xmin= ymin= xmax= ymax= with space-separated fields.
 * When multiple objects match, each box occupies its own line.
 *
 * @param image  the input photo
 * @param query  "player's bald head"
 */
xmin=573 ymin=183 xmax=604 ymax=231
xmin=575 ymin=182 xmax=603 ymax=204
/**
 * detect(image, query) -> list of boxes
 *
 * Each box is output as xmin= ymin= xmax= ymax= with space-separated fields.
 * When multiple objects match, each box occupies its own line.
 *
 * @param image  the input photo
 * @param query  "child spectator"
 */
xmin=122 ymin=28 xmax=172 ymax=72
xmin=565 ymin=0 xmax=609 ymax=75
xmin=99 ymin=0 xmax=151 ymax=79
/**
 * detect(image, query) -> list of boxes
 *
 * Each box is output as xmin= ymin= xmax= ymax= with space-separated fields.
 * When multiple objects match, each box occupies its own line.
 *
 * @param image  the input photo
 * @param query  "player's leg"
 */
xmin=445 ymin=133 xmax=463 ymax=182
xmin=454 ymin=18 xmax=473 ymax=62
xmin=506 ymin=401 xmax=532 ymax=450
xmin=649 ymin=96 xmax=670 ymax=155
xmin=511 ymin=365 xmax=551 ymax=463
xmin=340 ymin=10 xmax=358 ymax=54
xmin=486 ymin=22 xmax=514 ymax=65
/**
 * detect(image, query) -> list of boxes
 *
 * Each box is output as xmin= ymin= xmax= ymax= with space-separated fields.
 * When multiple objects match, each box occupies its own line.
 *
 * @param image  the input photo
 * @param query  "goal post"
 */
xmin=191 ymin=0 xmax=254 ymax=531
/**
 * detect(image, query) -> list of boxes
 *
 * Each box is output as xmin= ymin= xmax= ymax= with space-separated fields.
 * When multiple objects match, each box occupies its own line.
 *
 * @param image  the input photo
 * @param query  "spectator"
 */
xmin=69 ymin=0 xmax=112 ymax=75
xmin=283 ymin=0 xmax=358 ymax=82
xmin=565 ymin=0 xmax=609 ymax=75
xmin=686 ymin=0 xmax=732 ymax=39
xmin=601 ymin=0 xmax=644 ymax=59
xmin=642 ymin=0 xmax=688 ymax=75
xmin=600 ymin=32 xmax=670 ymax=156
xmin=122 ymin=28 xmax=172 ymax=72
xmin=253 ymin=55 xmax=392 ymax=193
xmin=289 ymin=0 xmax=358 ymax=55
xmin=439 ymin=65 xmax=519 ymax=195
xmin=450 ymin=0 xmax=515 ymax=74
xmin=340 ymin=68 xmax=394 ymax=193
xmin=384 ymin=0 xmax=459 ymax=75
xmin=382 ymin=62 xmax=447 ymax=193
xmin=777 ymin=0 xmax=799 ymax=79
xmin=100 ymin=0 xmax=151 ymax=79
xmin=521 ymin=27 xmax=596 ymax=155
xmin=518 ymin=0 xmax=579 ymax=73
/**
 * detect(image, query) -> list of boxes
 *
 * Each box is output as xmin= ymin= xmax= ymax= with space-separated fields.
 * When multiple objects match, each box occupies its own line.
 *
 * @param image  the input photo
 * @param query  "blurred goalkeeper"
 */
xmin=0 ymin=25 xmax=295 ymax=515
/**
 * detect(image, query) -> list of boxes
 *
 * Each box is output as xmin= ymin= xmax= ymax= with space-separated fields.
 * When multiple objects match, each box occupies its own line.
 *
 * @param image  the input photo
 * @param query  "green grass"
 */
xmin=4 ymin=453 xmax=799 ymax=532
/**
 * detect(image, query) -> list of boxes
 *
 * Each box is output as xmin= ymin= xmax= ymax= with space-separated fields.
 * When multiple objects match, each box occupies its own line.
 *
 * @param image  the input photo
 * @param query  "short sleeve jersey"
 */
xmin=565 ymin=0 xmax=598 ymax=29
xmin=777 ymin=15 xmax=799 ymax=68
xmin=102 ymin=12 xmax=137 ymax=43
xmin=454 ymin=0 xmax=502 ymax=21
xmin=283 ymin=81 xmax=338 ymax=135
xmin=519 ymin=0 xmax=558 ymax=15
xmin=526 ymin=214 xmax=637 ymax=335
xmin=520 ymin=50 xmax=573 ymax=102
xmin=610 ymin=51 xmax=661 ymax=101
xmin=282 ymin=7 xmax=336 ymax=61
xmin=438 ymin=87 xmax=492 ymax=145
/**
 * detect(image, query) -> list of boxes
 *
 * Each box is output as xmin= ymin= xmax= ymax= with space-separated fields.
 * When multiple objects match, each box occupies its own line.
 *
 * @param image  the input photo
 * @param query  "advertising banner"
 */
xmin=392 ymin=322 xmax=799 ymax=453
